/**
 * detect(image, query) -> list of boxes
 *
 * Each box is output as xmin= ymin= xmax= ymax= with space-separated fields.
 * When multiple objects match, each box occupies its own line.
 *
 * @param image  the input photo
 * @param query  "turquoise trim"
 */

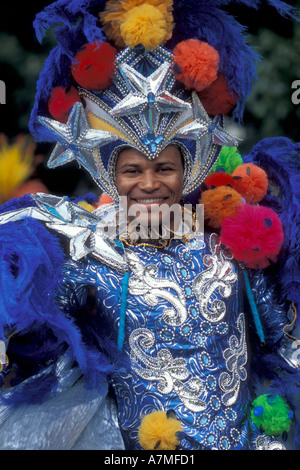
xmin=243 ymin=269 xmax=265 ymax=344
xmin=118 ymin=271 xmax=130 ymax=350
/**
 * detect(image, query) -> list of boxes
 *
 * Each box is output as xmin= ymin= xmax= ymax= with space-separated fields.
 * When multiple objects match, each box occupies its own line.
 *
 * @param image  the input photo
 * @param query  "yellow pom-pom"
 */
xmin=0 ymin=134 xmax=37 ymax=204
xmin=138 ymin=410 xmax=182 ymax=450
xmin=99 ymin=0 xmax=174 ymax=48
xmin=120 ymin=4 xmax=167 ymax=50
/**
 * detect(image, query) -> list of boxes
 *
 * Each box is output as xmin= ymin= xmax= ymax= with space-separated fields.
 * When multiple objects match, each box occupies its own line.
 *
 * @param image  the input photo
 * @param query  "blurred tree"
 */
xmin=0 ymin=3 xmax=96 ymax=196
xmin=241 ymin=2 xmax=300 ymax=153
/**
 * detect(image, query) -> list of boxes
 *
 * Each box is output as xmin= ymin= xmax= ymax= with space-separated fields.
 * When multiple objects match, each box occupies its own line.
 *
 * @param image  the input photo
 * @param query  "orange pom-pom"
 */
xmin=173 ymin=39 xmax=219 ymax=91
xmin=232 ymin=163 xmax=268 ymax=204
xmin=198 ymin=74 xmax=237 ymax=116
xmin=203 ymin=171 xmax=235 ymax=190
xmin=96 ymin=193 xmax=114 ymax=206
xmin=71 ymin=41 xmax=117 ymax=91
xmin=199 ymin=186 xmax=244 ymax=229
xmin=48 ymin=86 xmax=81 ymax=122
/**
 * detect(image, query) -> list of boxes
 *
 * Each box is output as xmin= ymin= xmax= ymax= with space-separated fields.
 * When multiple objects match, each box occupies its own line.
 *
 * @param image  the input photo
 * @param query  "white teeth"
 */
xmin=136 ymin=198 xmax=164 ymax=203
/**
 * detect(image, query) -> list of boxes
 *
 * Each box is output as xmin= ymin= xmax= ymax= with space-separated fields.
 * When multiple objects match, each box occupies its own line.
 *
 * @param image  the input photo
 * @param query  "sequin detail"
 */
xmin=127 ymin=251 xmax=187 ymax=326
xmin=193 ymin=234 xmax=237 ymax=323
xmin=219 ymin=313 xmax=247 ymax=406
xmin=129 ymin=328 xmax=207 ymax=412
xmin=255 ymin=436 xmax=286 ymax=450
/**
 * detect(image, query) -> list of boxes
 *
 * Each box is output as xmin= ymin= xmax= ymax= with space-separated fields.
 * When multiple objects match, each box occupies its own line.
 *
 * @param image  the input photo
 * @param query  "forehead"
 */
xmin=116 ymin=145 xmax=183 ymax=168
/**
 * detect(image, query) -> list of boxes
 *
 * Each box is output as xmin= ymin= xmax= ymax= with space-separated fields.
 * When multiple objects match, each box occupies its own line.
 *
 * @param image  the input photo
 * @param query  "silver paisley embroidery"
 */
xmin=193 ymin=234 xmax=237 ymax=323
xmin=219 ymin=313 xmax=247 ymax=406
xmin=255 ymin=436 xmax=286 ymax=450
xmin=129 ymin=328 xmax=207 ymax=412
xmin=126 ymin=251 xmax=187 ymax=326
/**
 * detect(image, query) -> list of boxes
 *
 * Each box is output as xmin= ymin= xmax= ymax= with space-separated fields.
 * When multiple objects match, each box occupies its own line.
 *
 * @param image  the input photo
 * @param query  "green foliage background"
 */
xmin=243 ymin=3 xmax=300 ymax=152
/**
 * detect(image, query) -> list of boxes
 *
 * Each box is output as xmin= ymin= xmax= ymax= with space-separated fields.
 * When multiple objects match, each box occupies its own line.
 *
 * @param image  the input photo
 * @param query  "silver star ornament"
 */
xmin=0 ymin=194 xmax=127 ymax=272
xmin=38 ymin=102 xmax=117 ymax=181
xmin=111 ymin=62 xmax=191 ymax=118
xmin=177 ymin=93 xmax=239 ymax=148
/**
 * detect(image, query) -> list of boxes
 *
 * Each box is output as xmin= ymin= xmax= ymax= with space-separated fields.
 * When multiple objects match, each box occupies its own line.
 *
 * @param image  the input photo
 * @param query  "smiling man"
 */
xmin=0 ymin=0 xmax=299 ymax=453
xmin=115 ymin=145 xmax=185 ymax=236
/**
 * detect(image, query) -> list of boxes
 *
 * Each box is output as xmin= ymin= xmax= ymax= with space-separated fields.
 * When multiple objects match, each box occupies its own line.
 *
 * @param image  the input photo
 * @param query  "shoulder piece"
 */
xmin=0 ymin=193 xmax=127 ymax=273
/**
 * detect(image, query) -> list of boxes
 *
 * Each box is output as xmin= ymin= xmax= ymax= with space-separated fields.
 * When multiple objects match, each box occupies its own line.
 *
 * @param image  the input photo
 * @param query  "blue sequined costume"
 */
xmin=0 ymin=0 xmax=299 ymax=451
xmin=59 ymin=235 xmax=284 ymax=450
xmin=0 ymin=195 xmax=297 ymax=450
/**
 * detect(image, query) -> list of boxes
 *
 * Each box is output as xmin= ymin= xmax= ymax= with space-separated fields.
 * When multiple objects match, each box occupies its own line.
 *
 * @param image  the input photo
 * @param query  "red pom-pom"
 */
xmin=203 ymin=172 xmax=235 ymax=190
xmin=48 ymin=86 xmax=81 ymax=122
xmin=232 ymin=163 xmax=268 ymax=203
xmin=173 ymin=39 xmax=219 ymax=91
xmin=198 ymin=74 xmax=237 ymax=115
xmin=220 ymin=204 xmax=284 ymax=269
xmin=71 ymin=41 xmax=117 ymax=91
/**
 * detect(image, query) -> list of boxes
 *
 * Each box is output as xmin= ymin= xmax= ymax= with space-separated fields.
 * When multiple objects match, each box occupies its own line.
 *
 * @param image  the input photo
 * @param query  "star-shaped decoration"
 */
xmin=176 ymin=93 xmax=238 ymax=148
xmin=111 ymin=62 xmax=191 ymax=118
xmin=37 ymin=102 xmax=117 ymax=180
xmin=0 ymin=193 xmax=127 ymax=272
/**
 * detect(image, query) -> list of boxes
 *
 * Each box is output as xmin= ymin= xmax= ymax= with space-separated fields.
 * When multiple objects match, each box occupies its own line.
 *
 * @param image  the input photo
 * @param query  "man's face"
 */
xmin=115 ymin=145 xmax=184 ymax=229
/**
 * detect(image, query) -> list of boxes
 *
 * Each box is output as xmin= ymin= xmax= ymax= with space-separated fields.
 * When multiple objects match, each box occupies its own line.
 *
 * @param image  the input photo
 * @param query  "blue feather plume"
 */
xmin=243 ymin=137 xmax=300 ymax=318
xmin=0 ymin=204 xmax=123 ymax=404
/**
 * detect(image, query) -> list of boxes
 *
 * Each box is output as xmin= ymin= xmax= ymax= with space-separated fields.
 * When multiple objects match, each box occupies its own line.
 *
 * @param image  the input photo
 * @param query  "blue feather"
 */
xmin=0 ymin=194 xmax=37 ymax=214
xmin=243 ymin=137 xmax=300 ymax=317
xmin=0 ymin=215 xmax=121 ymax=405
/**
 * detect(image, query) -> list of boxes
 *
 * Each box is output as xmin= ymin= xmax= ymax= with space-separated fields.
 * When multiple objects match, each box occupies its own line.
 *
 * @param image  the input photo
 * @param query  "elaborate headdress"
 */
xmin=28 ymin=0 xmax=298 ymax=201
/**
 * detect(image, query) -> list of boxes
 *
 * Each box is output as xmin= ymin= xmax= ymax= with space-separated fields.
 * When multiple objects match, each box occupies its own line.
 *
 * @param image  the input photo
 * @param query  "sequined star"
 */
xmin=176 ymin=93 xmax=238 ymax=148
xmin=37 ymin=102 xmax=117 ymax=180
xmin=111 ymin=62 xmax=191 ymax=118
xmin=0 ymin=193 xmax=127 ymax=271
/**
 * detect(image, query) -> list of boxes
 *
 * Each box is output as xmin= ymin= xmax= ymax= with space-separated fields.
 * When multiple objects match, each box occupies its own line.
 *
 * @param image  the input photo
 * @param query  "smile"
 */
xmin=135 ymin=198 xmax=166 ymax=204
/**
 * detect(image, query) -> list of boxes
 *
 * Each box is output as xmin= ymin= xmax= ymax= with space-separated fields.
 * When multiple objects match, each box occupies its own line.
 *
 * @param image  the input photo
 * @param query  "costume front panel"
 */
xmin=61 ymin=232 xmax=283 ymax=450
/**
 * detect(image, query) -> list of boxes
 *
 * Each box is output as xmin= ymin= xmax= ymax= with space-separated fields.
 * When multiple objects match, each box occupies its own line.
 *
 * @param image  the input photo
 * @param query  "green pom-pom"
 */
xmin=210 ymin=146 xmax=243 ymax=175
xmin=250 ymin=394 xmax=293 ymax=436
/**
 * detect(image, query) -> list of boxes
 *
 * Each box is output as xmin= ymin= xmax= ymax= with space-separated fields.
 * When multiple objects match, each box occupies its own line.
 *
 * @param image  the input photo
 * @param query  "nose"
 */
xmin=138 ymin=169 xmax=161 ymax=192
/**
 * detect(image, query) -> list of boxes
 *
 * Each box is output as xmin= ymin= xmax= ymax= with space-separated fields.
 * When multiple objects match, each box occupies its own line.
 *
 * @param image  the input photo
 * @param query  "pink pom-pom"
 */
xmin=173 ymin=39 xmax=219 ymax=91
xmin=220 ymin=204 xmax=284 ymax=269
